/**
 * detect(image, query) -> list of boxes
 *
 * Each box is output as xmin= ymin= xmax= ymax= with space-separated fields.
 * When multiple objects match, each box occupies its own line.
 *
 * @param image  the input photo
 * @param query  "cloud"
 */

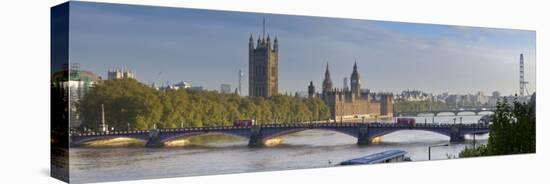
xmin=69 ymin=2 xmax=536 ymax=96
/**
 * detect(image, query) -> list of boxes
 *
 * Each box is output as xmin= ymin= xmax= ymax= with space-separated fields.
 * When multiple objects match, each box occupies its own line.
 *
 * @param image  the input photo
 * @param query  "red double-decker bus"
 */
xmin=233 ymin=119 xmax=255 ymax=127
xmin=396 ymin=118 xmax=415 ymax=126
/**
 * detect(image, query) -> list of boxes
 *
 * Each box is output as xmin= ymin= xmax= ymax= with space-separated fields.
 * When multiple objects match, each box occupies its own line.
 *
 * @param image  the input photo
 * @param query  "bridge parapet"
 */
xmin=69 ymin=123 xmax=491 ymax=147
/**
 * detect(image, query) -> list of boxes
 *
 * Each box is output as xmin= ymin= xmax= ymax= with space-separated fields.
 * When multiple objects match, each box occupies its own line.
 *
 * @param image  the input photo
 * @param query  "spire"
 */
xmin=273 ymin=35 xmax=279 ymax=52
xmin=350 ymin=60 xmax=361 ymax=96
xmin=325 ymin=63 xmax=330 ymax=78
xmin=308 ymin=80 xmax=315 ymax=98
xmin=263 ymin=16 xmax=266 ymax=38
xmin=322 ymin=62 xmax=333 ymax=94
xmin=249 ymin=34 xmax=254 ymax=49
xmin=266 ymin=34 xmax=271 ymax=49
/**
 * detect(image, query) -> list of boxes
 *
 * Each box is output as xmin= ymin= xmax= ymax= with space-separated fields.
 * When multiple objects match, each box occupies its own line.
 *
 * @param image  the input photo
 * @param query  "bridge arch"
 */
xmin=71 ymin=135 xmax=148 ymax=145
xmin=368 ymin=128 xmax=451 ymax=139
xmin=456 ymin=111 xmax=477 ymax=116
xmin=435 ymin=112 xmax=456 ymax=116
xmin=159 ymin=131 xmax=249 ymax=143
xmin=477 ymin=111 xmax=494 ymax=115
xmin=261 ymin=127 xmax=357 ymax=141
xmin=417 ymin=113 xmax=436 ymax=117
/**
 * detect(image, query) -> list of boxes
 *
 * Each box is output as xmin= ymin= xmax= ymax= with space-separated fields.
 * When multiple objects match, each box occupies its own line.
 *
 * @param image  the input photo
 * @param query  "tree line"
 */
xmin=459 ymin=94 xmax=536 ymax=157
xmin=79 ymin=79 xmax=331 ymax=130
xmin=393 ymin=101 xmax=450 ymax=112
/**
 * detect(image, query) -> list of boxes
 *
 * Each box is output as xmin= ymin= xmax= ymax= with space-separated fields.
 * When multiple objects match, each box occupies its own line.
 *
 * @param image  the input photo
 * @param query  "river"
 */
xmin=69 ymin=115 xmax=489 ymax=183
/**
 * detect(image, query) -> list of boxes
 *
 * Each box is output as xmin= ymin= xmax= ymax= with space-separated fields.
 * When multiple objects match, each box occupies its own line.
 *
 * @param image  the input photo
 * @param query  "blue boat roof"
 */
xmin=340 ymin=150 xmax=407 ymax=165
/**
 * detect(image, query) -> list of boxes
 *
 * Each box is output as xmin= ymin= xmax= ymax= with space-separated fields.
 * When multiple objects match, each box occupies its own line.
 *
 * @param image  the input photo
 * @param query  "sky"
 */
xmin=68 ymin=1 xmax=536 ymax=96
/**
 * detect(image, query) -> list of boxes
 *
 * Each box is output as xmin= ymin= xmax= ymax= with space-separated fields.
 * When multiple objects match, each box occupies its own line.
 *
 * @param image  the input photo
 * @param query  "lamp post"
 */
xmin=428 ymin=144 xmax=449 ymax=160
xmin=473 ymin=123 xmax=478 ymax=149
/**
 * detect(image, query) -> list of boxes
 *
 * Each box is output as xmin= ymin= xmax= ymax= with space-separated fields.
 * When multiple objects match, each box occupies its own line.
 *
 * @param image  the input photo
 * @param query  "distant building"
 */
xmin=189 ymin=86 xmax=204 ymax=92
xmin=492 ymin=91 xmax=501 ymax=98
xmin=52 ymin=64 xmax=99 ymax=128
xmin=238 ymin=69 xmax=244 ymax=95
xmin=157 ymin=81 xmax=192 ymax=91
xmin=107 ymin=68 xmax=135 ymax=80
xmin=220 ymin=84 xmax=231 ymax=94
xmin=310 ymin=62 xmax=393 ymax=121
xmin=248 ymin=19 xmax=279 ymax=97
xmin=473 ymin=91 xmax=489 ymax=105
xmin=396 ymin=90 xmax=432 ymax=102
xmin=172 ymin=81 xmax=191 ymax=90
xmin=308 ymin=81 xmax=315 ymax=98
xmin=488 ymin=91 xmax=501 ymax=106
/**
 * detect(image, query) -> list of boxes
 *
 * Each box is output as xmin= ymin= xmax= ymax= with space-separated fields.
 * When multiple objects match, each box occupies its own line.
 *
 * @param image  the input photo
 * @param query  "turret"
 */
xmin=322 ymin=63 xmax=333 ymax=95
xmin=273 ymin=36 xmax=279 ymax=52
xmin=249 ymin=34 xmax=254 ymax=50
xmin=308 ymin=81 xmax=315 ymax=98
xmin=266 ymin=34 xmax=271 ymax=50
xmin=350 ymin=60 xmax=361 ymax=96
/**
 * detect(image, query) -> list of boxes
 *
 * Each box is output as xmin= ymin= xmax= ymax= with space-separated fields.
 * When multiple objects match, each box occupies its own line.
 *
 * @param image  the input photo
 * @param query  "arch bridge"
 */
xmin=70 ymin=123 xmax=490 ymax=148
xmin=394 ymin=108 xmax=496 ymax=117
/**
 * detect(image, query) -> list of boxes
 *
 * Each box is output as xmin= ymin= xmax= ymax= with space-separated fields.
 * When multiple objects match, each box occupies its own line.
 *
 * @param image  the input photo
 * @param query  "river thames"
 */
xmin=69 ymin=115 xmax=489 ymax=183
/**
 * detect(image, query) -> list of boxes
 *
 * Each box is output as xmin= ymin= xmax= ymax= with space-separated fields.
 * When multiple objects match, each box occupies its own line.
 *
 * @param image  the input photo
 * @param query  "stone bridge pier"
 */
xmin=357 ymin=125 xmax=371 ymax=145
xmin=248 ymin=126 xmax=264 ymax=147
xmin=145 ymin=130 xmax=162 ymax=148
xmin=450 ymin=126 xmax=465 ymax=142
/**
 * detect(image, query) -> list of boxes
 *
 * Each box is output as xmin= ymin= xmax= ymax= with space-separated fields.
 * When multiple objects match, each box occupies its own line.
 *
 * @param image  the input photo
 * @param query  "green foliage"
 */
xmin=458 ymin=145 xmax=489 ymax=158
xmin=459 ymin=95 xmax=536 ymax=157
xmin=394 ymin=101 xmax=449 ymax=112
xmin=488 ymin=98 xmax=536 ymax=155
xmin=79 ymin=79 xmax=331 ymax=130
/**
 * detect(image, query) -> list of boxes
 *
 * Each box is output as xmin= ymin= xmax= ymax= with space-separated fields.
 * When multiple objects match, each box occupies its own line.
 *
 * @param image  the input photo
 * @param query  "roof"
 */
xmin=52 ymin=70 xmax=99 ymax=82
xmin=340 ymin=150 xmax=407 ymax=165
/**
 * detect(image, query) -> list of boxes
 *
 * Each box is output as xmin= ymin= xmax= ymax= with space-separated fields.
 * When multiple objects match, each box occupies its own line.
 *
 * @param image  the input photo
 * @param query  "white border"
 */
xmin=0 ymin=0 xmax=547 ymax=183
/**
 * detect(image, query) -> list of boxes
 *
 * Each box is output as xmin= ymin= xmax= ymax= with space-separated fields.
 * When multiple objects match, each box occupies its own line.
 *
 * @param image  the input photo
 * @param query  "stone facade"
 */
xmin=107 ymin=68 xmax=135 ymax=80
xmin=249 ymin=34 xmax=278 ymax=97
xmin=309 ymin=63 xmax=394 ymax=121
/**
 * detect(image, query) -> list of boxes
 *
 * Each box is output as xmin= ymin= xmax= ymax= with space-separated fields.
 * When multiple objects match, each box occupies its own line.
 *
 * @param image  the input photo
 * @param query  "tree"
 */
xmin=460 ymin=93 xmax=536 ymax=157
xmin=79 ymin=79 xmax=331 ymax=130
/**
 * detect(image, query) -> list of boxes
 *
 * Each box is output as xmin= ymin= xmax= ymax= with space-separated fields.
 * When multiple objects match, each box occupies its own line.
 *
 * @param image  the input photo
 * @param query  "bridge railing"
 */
xmin=71 ymin=122 xmax=491 ymax=137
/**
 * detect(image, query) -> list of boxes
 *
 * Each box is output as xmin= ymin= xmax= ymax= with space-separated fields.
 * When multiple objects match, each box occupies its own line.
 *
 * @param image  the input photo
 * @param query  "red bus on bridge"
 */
xmin=233 ymin=119 xmax=255 ymax=127
xmin=396 ymin=118 xmax=416 ymax=126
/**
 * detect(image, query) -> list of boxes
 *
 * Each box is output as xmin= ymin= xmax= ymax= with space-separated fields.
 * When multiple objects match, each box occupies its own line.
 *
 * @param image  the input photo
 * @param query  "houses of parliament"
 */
xmin=308 ymin=63 xmax=394 ymax=121
xmin=248 ymin=30 xmax=278 ymax=97
xmin=248 ymin=19 xmax=393 ymax=121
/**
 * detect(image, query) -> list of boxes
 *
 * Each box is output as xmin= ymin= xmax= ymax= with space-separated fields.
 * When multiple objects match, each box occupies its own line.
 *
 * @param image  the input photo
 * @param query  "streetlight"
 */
xmin=473 ymin=123 xmax=478 ymax=149
xmin=428 ymin=144 xmax=449 ymax=160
